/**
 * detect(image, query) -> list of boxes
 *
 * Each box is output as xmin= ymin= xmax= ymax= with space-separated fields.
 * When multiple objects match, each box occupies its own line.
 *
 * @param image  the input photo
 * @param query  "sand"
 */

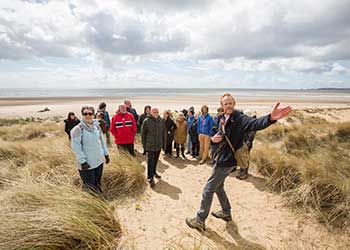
xmin=1 ymin=95 xmax=350 ymax=119
xmin=116 ymin=150 xmax=349 ymax=250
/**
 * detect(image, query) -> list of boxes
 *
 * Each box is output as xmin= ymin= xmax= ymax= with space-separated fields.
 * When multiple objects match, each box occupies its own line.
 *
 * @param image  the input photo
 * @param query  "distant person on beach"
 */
xmin=70 ymin=105 xmax=109 ymax=193
xmin=174 ymin=112 xmax=188 ymax=159
xmin=64 ymin=112 xmax=80 ymax=140
xmin=163 ymin=110 xmax=176 ymax=157
xmin=236 ymin=115 xmax=257 ymax=180
xmin=124 ymin=99 xmax=139 ymax=126
xmin=186 ymin=93 xmax=292 ymax=231
xmin=110 ymin=104 xmax=137 ymax=156
xmin=141 ymin=107 xmax=167 ymax=187
xmin=189 ymin=113 xmax=200 ymax=158
xmin=186 ymin=110 xmax=195 ymax=155
xmin=97 ymin=102 xmax=111 ymax=146
xmin=198 ymin=105 xmax=214 ymax=164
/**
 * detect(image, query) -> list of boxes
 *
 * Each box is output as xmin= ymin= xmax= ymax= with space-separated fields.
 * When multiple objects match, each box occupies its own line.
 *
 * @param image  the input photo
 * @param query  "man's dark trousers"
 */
xmin=147 ymin=150 xmax=161 ymax=179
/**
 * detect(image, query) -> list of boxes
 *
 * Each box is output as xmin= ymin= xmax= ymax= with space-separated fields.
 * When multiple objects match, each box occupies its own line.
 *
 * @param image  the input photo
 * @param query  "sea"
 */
xmin=0 ymin=88 xmax=350 ymax=100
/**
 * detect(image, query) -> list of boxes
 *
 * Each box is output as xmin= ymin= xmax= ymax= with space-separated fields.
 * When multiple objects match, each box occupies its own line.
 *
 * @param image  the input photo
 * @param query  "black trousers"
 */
xmin=165 ymin=144 xmax=173 ymax=155
xmin=117 ymin=143 xmax=135 ymax=156
xmin=147 ymin=150 xmax=161 ymax=179
xmin=192 ymin=142 xmax=199 ymax=157
xmin=79 ymin=163 xmax=103 ymax=193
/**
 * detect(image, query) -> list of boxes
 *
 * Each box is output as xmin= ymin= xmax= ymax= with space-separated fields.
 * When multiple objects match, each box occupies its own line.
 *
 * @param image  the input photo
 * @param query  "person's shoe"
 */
xmin=185 ymin=217 xmax=205 ymax=231
xmin=154 ymin=173 xmax=162 ymax=179
xmin=186 ymin=151 xmax=190 ymax=155
xmin=236 ymin=172 xmax=249 ymax=180
xmin=199 ymin=160 xmax=206 ymax=164
xmin=211 ymin=210 xmax=232 ymax=222
xmin=182 ymin=153 xmax=187 ymax=159
xmin=148 ymin=178 xmax=155 ymax=188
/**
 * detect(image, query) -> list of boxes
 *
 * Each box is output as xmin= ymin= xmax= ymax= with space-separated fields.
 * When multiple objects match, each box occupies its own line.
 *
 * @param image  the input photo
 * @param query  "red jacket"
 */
xmin=110 ymin=112 xmax=137 ymax=145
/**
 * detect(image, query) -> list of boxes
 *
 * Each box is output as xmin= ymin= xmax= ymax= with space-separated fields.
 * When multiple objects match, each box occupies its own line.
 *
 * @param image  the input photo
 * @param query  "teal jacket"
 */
xmin=70 ymin=119 xmax=109 ymax=170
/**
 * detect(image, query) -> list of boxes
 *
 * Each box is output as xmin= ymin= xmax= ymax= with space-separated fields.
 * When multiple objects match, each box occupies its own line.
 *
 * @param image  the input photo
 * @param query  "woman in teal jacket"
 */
xmin=71 ymin=105 xmax=110 ymax=193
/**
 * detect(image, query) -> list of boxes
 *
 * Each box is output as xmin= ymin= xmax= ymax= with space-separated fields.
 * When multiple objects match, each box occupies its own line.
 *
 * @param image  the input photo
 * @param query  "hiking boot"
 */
xmin=211 ymin=210 xmax=232 ymax=222
xmin=148 ymin=178 xmax=155 ymax=188
xmin=185 ymin=217 xmax=205 ymax=231
xmin=154 ymin=173 xmax=161 ymax=179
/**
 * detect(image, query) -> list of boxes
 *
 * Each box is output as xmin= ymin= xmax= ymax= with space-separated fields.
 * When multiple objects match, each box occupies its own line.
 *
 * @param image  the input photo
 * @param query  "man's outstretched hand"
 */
xmin=270 ymin=102 xmax=292 ymax=121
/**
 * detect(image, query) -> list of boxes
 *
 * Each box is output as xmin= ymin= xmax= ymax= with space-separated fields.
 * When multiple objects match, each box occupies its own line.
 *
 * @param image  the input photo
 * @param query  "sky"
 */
xmin=0 ymin=0 xmax=349 ymax=89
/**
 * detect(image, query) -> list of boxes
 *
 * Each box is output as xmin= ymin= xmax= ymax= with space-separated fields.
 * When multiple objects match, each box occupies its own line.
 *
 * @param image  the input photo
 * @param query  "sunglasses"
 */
xmin=83 ymin=112 xmax=94 ymax=116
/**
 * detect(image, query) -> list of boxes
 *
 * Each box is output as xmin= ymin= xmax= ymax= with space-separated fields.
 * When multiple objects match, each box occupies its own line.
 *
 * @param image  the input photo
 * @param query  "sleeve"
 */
xmin=99 ymin=127 xmax=109 ymax=156
xmin=110 ymin=116 xmax=116 ymax=137
xmin=131 ymin=114 xmax=137 ymax=135
xmin=197 ymin=117 xmax=201 ymax=134
xmin=104 ymin=112 xmax=110 ymax=129
xmin=70 ymin=126 xmax=87 ymax=164
xmin=64 ymin=121 xmax=69 ymax=135
xmin=141 ymin=119 xmax=147 ymax=148
xmin=162 ymin=121 xmax=167 ymax=150
xmin=208 ymin=116 xmax=214 ymax=136
xmin=242 ymin=114 xmax=276 ymax=132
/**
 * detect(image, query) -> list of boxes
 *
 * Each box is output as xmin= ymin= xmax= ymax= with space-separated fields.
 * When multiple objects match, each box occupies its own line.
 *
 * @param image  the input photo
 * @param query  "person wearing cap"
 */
xmin=70 ymin=105 xmax=110 ymax=193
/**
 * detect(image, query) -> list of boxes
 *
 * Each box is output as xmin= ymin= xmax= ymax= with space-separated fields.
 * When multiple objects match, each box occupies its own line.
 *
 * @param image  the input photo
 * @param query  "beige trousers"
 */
xmin=199 ymin=134 xmax=211 ymax=161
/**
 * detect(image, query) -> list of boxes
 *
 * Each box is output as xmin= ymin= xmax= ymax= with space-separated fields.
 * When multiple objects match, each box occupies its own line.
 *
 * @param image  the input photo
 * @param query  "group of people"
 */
xmin=66 ymin=94 xmax=291 ymax=231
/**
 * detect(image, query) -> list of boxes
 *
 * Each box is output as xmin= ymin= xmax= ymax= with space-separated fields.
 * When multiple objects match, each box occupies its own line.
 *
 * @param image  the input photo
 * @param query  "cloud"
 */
xmin=0 ymin=0 xmax=349 ymax=88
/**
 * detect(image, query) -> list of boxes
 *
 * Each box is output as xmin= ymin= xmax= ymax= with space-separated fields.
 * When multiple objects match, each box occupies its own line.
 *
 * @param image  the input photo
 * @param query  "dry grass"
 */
xmin=0 ymin=180 xmax=121 ymax=250
xmin=251 ymin=111 xmax=350 ymax=229
xmin=0 ymin=118 xmax=147 ymax=249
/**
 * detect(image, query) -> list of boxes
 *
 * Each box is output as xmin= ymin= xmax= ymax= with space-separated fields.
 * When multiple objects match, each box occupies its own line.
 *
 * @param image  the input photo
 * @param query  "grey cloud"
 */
xmin=198 ymin=0 xmax=350 ymax=62
xmin=84 ymin=12 xmax=188 ymax=55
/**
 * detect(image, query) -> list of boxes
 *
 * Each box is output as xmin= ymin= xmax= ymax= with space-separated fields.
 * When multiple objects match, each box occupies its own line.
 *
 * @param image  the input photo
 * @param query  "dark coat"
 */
xmin=64 ymin=118 xmax=80 ymax=139
xmin=212 ymin=110 xmax=275 ymax=167
xmin=189 ymin=120 xmax=199 ymax=144
xmin=164 ymin=117 xmax=176 ymax=146
xmin=141 ymin=116 xmax=167 ymax=152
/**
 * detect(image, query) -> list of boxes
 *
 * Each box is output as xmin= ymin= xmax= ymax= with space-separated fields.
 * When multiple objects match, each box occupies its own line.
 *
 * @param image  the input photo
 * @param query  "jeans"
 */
xmin=147 ymin=150 xmax=161 ymax=179
xmin=79 ymin=163 xmax=104 ymax=193
xmin=187 ymin=133 xmax=192 ymax=153
xmin=196 ymin=164 xmax=235 ymax=222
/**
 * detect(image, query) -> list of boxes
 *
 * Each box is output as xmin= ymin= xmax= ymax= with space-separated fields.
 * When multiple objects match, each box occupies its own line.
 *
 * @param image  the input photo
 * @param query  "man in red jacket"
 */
xmin=110 ymin=104 xmax=137 ymax=156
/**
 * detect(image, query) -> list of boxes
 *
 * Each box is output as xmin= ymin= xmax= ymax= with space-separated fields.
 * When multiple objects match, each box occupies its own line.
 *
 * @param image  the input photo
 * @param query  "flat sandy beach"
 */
xmin=1 ymin=94 xmax=350 ymax=119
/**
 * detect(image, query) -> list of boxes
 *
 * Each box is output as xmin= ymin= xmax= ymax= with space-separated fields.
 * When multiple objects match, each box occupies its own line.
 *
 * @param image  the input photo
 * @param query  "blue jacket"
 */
xmin=212 ymin=110 xmax=275 ymax=168
xmin=187 ymin=116 xmax=195 ymax=133
xmin=197 ymin=113 xmax=214 ymax=136
xmin=70 ymin=119 xmax=109 ymax=170
xmin=103 ymin=111 xmax=110 ymax=129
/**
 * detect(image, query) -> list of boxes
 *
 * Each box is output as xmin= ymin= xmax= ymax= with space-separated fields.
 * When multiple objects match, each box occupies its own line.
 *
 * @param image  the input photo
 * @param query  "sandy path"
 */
xmin=116 ymin=151 xmax=349 ymax=250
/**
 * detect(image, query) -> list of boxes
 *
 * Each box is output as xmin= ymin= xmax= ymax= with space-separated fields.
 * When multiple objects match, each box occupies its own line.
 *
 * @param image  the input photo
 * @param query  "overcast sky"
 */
xmin=0 ymin=0 xmax=349 ymax=89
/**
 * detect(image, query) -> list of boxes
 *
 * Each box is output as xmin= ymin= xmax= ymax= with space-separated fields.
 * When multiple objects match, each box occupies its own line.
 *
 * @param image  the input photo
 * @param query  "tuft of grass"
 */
xmin=0 ymin=180 xmax=121 ymax=250
xmin=252 ymin=119 xmax=350 ymax=229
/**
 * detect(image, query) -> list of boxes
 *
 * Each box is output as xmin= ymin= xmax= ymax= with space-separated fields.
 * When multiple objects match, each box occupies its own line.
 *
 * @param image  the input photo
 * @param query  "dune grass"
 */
xmin=252 ymin=111 xmax=350 ymax=230
xmin=0 ymin=118 xmax=147 ymax=249
xmin=0 ymin=180 xmax=121 ymax=250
